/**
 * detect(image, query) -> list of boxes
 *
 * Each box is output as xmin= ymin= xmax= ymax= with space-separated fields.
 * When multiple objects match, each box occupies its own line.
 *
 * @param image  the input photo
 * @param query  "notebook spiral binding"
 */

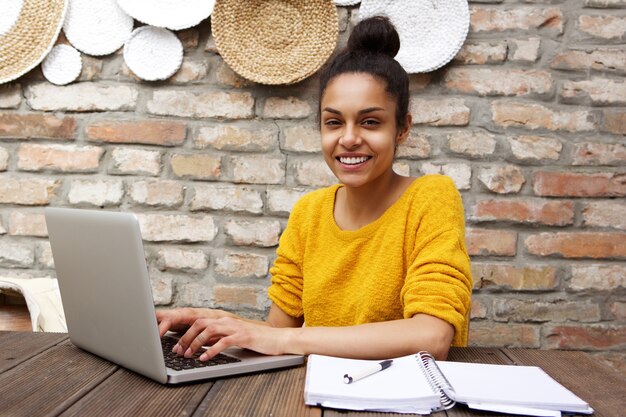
xmin=416 ymin=352 xmax=456 ymax=411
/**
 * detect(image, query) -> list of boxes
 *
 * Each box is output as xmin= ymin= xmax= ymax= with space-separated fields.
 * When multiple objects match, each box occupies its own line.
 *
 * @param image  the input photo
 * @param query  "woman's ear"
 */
xmin=396 ymin=113 xmax=412 ymax=145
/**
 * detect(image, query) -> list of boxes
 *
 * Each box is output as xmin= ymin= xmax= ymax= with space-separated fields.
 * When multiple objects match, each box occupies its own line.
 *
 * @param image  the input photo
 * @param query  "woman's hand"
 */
xmin=156 ymin=307 xmax=228 ymax=338
xmin=173 ymin=317 xmax=291 ymax=361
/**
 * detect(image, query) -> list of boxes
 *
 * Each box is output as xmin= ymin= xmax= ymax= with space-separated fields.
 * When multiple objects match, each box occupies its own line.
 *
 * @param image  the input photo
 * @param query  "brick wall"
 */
xmin=0 ymin=2 xmax=624 ymax=372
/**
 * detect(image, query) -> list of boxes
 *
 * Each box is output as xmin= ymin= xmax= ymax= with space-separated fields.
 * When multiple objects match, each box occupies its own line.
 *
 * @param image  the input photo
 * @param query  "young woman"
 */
xmin=157 ymin=16 xmax=472 ymax=361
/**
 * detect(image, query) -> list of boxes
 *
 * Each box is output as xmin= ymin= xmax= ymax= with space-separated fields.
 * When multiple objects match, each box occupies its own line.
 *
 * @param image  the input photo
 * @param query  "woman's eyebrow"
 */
xmin=322 ymin=106 xmax=385 ymax=115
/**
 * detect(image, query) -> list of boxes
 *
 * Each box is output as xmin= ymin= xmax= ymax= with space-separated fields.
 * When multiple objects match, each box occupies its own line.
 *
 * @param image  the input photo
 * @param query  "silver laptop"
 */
xmin=45 ymin=207 xmax=304 ymax=384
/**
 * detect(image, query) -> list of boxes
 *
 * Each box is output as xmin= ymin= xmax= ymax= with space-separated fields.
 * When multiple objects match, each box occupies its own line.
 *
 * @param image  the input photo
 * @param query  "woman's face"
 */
xmin=320 ymin=72 xmax=410 ymax=189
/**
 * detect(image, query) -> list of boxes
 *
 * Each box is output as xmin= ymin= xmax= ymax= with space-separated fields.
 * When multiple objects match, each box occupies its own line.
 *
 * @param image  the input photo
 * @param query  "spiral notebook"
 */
xmin=304 ymin=352 xmax=594 ymax=416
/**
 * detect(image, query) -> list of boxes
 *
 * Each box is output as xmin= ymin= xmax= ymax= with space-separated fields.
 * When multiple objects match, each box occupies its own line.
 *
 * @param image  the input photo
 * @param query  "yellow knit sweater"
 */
xmin=268 ymin=174 xmax=473 ymax=346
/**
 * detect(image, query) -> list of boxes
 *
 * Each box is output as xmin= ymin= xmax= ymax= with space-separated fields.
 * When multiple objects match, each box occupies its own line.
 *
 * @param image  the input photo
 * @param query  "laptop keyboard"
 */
xmin=161 ymin=337 xmax=241 ymax=371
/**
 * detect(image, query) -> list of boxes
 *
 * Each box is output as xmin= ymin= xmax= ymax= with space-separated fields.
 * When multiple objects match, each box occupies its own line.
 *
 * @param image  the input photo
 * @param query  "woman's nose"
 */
xmin=339 ymin=126 xmax=361 ymax=149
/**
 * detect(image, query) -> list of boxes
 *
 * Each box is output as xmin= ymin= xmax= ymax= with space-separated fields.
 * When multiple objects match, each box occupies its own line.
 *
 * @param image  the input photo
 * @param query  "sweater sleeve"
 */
xmin=267 ymin=199 xmax=306 ymax=318
xmin=401 ymin=176 xmax=473 ymax=346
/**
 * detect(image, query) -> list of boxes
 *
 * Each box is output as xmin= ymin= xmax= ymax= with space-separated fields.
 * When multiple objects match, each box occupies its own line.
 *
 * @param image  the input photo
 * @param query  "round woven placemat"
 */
xmin=117 ymin=0 xmax=215 ymax=30
xmin=123 ymin=26 xmax=183 ymax=81
xmin=0 ymin=0 xmax=67 ymax=84
xmin=42 ymin=43 xmax=82 ymax=85
xmin=359 ymin=0 xmax=469 ymax=73
xmin=63 ymin=0 xmax=134 ymax=56
xmin=212 ymin=0 xmax=339 ymax=85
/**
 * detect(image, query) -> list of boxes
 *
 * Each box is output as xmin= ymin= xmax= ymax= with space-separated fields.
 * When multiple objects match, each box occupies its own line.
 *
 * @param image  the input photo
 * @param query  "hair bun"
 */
xmin=347 ymin=16 xmax=400 ymax=58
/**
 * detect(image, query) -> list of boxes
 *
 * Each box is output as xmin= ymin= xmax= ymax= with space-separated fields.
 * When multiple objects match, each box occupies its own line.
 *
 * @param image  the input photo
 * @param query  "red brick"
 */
xmin=470 ymin=7 xmax=564 ymax=34
xmin=177 ymin=28 xmax=199 ymax=50
xmin=213 ymin=285 xmax=259 ymax=308
xmin=466 ymin=228 xmax=517 ymax=256
xmin=492 ymin=101 xmax=595 ymax=132
xmin=508 ymin=135 xmax=562 ymax=161
xmin=478 ymin=165 xmax=525 ymax=194
xmin=602 ymin=109 xmax=626 ymax=134
xmin=550 ymin=49 xmax=626 ymax=74
xmin=470 ymin=297 xmax=488 ymax=319
xmin=533 ymin=171 xmax=626 ymax=197
xmin=444 ymin=68 xmax=553 ymax=97
xmin=86 ymin=120 xmax=186 ymax=146
xmin=572 ymin=142 xmax=626 ymax=165
xmin=453 ymin=41 xmax=507 ymax=65
xmin=577 ymin=15 xmax=626 ymax=41
xmin=469 ymin=322 xmax=540 ymax=348
xmin=611 ymin=302 xmax=626 ymax=321
xmin=493 ymin=299 xmax=601 ymax=323
xmin=560 ymin=77 xmax=626 ymax=106
xmin=0 ymin=113 xmax=76 ymax=140
xmin=545 ymin=325 xmax=626 ymax=350
xmin=410 ymin=99 xmax=470 ymax=126
xmin=471 ymin=198 xmax=574 ymax=226
xmin=0 ymin=177 xmax=60 ymax=205
xmin=582 ymin=201 xmax=626 ymax=229
xmin=170 ymin=154 xmax=221 ymax=180
xmin=570 ymin=264 xmax=626 ymax=291
xmin=525 ymin=232 xmax=626 ymax=259
xmin=472 ymin=263 xmax=558 ymax=291
xmin=18 ymin=144 xmax=103 ymax=173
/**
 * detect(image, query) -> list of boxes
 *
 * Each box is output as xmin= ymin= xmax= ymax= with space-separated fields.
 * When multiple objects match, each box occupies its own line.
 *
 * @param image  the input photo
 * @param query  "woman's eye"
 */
xmin=324 ymin=119 xmax=341 ymax=126
xmin=362 ymin=119 xmax=379 ymax=126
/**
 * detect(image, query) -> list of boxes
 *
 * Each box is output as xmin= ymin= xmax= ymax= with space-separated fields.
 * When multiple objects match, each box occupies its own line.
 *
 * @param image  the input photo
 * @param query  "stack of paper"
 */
xmin=304 ymin=354 xmax=439 ymax=413
xmin=304 ymin=353 xmax=594 ymax=416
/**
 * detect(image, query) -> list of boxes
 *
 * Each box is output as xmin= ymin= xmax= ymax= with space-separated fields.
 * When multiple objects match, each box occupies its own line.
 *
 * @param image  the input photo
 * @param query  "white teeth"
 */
xmin=339 ymin=156 xmax=369 ymax=165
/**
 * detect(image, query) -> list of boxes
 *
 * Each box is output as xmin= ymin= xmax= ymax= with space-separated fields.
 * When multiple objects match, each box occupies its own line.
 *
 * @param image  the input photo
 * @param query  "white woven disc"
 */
xmin=42 ymin=44 xmax=82 ymax=85
xmin=0 ymin=0 xmax=24 ymax=36
xmin=123 ymin=26 xmax=183 ymax=81
xmin=116 ymin=0 xmax=215 ymax=30
xmin=63 ymin=0 xmax=134 ymax=56
xmin=359 ymin=0 xmax=469 ymax=73
xmin=334 ymin=0 xmax=361 ymax=5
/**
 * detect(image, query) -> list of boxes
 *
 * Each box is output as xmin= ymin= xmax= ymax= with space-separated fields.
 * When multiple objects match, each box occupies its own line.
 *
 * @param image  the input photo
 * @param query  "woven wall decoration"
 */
xmin=212 ymin=0 xmax=339 ymax=85
xmin=123 ymin=26 xmax=183 ymax=81
xmin=0 ymin=0 xmax=67 ymax=84
xmin=359 ymin=0 xmax=469 ymax=73
xmin=116 ymin=0 xmax=215 ymax=31
xmin=42 ymin=44 xmax=82 ymax=85
xmin=63 ymin=0 xmax=134 ymax=56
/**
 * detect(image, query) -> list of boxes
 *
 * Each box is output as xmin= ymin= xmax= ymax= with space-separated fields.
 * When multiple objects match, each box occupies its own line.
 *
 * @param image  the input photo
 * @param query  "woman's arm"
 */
xmin=173 ymin=304 xmax=453 ymax=361
xmin=286 ymin=313 xmax=454 ymax=360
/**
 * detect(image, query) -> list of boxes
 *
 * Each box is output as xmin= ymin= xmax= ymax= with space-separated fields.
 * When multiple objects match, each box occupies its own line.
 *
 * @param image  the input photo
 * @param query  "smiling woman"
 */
xmin=157 ymin=16 xmax=473 ymax=362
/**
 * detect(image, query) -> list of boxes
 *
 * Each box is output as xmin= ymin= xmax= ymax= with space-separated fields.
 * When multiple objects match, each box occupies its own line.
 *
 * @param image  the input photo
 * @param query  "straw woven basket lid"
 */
xmin=0 ymin=0 xmax=67 ymax=84
xmin=359 ymin=0 xmax=469 ymax=73
xmin=123 ymin=26 xmax=183 ymax=81
xmin=212 ymin=0 xmax=339 ymax=85
xmin=42 ymin=44 xmax=82 ymax=85
xmin=63 ymin=0 xmax=134 ymax=56
xmin=116 ymin=0 xmax=216 ymax=31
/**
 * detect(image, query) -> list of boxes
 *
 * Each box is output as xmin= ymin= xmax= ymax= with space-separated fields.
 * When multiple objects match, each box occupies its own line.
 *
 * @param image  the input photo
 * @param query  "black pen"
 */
xmin=343 ymin=359 xmax=393 ymax=384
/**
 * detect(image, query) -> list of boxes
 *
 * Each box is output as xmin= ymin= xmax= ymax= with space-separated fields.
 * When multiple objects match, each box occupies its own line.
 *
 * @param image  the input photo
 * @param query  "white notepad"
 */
xmin=304 ymin=352 xmax=594 ymax=416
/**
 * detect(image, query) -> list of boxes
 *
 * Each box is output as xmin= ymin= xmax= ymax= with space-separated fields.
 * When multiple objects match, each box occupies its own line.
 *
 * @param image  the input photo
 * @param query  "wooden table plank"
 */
xmin=0 ymin=330 xmax=68 ymax=373
xmin=0 ymin=343 xmax=117 ymax=417
xmin=504 ymin=348 xmax=626 ymax=417
xmin=447 ymin=347 xmax=513 ymax=365
xmin=59 ymin=368 xmax=213 ymax=417
xmin=193 ymin=365 xmax=320 ymax=417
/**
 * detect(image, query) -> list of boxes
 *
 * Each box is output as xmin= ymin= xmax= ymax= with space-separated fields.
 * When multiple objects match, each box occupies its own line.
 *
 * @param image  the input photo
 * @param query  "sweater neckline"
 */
xmin=326 ymin=178 xmax=419 ymax=238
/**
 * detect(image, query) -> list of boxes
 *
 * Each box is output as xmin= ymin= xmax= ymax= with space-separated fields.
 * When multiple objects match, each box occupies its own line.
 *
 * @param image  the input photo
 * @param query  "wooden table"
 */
xmin=1 ymin=331 xmax=624 ymax=417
